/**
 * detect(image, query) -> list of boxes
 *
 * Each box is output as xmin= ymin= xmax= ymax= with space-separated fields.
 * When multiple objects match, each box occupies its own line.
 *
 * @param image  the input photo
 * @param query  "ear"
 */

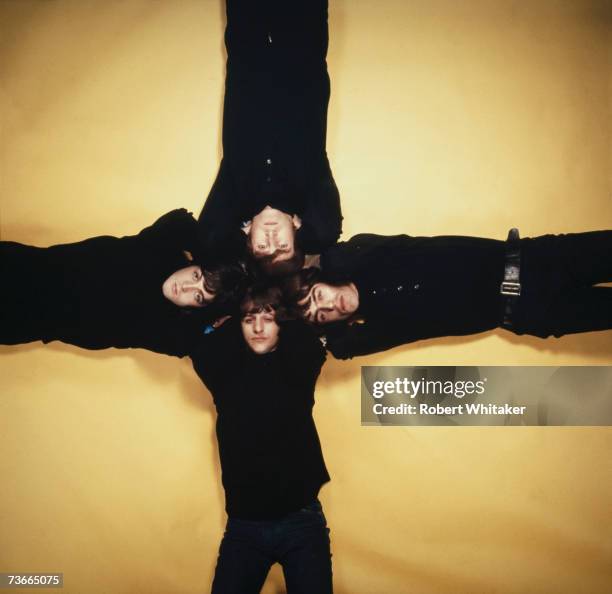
xmin=241 ymin=220 xmax=252 ymax=235
xmin=183 ymin=250 xmax=194 ymax=262
xmin=303 ymin=254 xmax=321 ymax=269
xmin=292 ymin=214 xmax=302 ymax=230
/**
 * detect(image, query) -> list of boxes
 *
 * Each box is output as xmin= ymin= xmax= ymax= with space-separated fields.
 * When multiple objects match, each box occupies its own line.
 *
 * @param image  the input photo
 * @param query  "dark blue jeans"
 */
xmin=211 ymin=500 xmax=333 ymax=594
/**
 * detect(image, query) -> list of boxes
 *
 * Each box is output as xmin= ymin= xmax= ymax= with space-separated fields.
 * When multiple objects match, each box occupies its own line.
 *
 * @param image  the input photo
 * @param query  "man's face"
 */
xmin=298 ymin=282 xmax=359 ymax=324
xmin=162 ymin=265 xmax=215 ymax=308
xmin=243 ymin=206 xmax=301 ymax=261
xmin=241 ymin=311 xmax=280 ymax=354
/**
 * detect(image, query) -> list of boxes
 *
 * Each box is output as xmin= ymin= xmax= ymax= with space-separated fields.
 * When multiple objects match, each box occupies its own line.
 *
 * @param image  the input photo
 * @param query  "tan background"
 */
xmin=1 ymin=1 xmax=611 ymax=593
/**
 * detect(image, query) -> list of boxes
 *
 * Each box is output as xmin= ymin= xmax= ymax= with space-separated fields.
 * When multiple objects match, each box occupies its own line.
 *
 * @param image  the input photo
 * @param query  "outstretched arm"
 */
xmin=197 ymin=163 xmax=244 ymax=265
xmin=189 ymin=317 xmax=244 ymax=393
xmin=324 ymin=320 xmax=418 ymax=360
xmin=299 ymin=161 xmax=342 ymax=254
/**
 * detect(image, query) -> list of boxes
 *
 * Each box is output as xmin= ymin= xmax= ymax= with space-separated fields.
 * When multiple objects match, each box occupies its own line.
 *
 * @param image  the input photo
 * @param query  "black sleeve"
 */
xmin=109 ymin=316 xmax=205 ymax=359
xmin=325 ymin=320 xmax=416 ymax=360
xmin=51 ymin=309 xmax=208 ymax=359
xmin=139 ymin=208 xmax=196 ymax=239
xmin=298 ymin=161 xmax=342 ymax=254
xmin=138 ymin=208 xmax=205 ymax=261
xmin=319 ymin=235 xmax=379 ymax=277
xmin=278 ymin=321 xmax=327 ymax=386
xmin=321 ymin=234 xmax=415 ymax=279
xmin=189 ymin=317 xmax=244 ymax=392
xmin=197 ymin=162 xmax=245 ymax=265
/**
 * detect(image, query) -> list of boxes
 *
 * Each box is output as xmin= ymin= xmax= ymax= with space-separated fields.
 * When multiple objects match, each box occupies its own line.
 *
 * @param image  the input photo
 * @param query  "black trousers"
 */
xmin=221 ymin=0 xmax=330 ymax=170
xmin=512 ymin=231 xmax=612 ymax=338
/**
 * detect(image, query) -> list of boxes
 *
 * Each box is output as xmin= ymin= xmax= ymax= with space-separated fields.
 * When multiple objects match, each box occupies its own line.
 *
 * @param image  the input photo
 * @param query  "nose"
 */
xmin=254 ymin=316 xmax=264 ymax=334
xmin=319 ymin=295 xmax=334 ymax=311
xmin=272 ymin=236 xmax=289 ymax=251
xmin=182 ymin=278 xmax=202 ymax=292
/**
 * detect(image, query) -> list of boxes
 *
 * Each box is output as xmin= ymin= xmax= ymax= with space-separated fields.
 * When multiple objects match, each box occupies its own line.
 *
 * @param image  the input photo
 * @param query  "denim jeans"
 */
xmin=210 ymin=500 xmax=333 ymax=594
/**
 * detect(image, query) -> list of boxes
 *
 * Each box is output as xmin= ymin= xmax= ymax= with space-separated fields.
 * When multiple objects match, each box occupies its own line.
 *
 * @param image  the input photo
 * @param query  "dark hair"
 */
xmin=247 ymin=247 xmax=305 ymax=278
xmin=239 ymin=283 xmax=298 ymax=323
xmin=201 ymin=262 xmax=248 ymax=308
xmin=170 ymin=260 xmax=247 ymax=321
xmin=282 ymin=267 xmax=356 ymax=324
xmin=240 ymin=285 xmax=279 ymax=313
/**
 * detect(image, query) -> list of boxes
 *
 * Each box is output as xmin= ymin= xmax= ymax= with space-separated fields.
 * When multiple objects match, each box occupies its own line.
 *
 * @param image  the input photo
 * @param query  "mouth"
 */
xmin=251 ymin=336 xmax=268 ymax=341
xmin=338 ymin=293 xmax=346 ymax=313
xmin=173 ymin=282 xmax=178 ymax=297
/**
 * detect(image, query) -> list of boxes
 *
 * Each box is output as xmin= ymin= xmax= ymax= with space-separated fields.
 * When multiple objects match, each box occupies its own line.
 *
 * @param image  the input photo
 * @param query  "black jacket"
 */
xmin=190 ymin=318 xmax=330 ymax=520
xmin=197 ymin=0 xmax=342 ymax=263
xmin=0 ymin=209 xmax=214 ymax=357
xmin=320 ymin=233 xmax=506 ymax=359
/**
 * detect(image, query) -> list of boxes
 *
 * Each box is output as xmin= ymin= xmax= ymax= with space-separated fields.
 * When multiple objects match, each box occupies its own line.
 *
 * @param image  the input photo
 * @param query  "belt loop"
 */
xmin=501 ymin=228 xmax=521 ymax=328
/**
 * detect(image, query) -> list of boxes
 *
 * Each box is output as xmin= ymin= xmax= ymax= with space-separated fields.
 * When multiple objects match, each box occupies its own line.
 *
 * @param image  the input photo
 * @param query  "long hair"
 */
xmin=281 ymin=267 xmax=358 ymax=325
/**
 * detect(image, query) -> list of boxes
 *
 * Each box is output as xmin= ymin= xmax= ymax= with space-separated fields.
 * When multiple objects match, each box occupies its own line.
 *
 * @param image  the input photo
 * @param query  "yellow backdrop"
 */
xmin=1 ymin=1 xmax=611 ymax=593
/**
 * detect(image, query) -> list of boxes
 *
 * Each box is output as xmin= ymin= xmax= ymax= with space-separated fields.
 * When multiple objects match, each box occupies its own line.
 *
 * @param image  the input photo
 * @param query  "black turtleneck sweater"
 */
xmin=190 ymin=319 xmax=330 ymax=520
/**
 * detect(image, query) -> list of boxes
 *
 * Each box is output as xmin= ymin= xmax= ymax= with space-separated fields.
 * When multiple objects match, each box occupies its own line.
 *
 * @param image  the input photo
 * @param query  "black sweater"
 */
xmin=190 ymin=319 xmax=330 ymax=520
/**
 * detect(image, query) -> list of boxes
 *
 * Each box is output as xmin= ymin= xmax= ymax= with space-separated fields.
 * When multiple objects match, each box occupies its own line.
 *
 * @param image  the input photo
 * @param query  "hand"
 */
xmin=212 ymin=315 xmax=231 ymax=329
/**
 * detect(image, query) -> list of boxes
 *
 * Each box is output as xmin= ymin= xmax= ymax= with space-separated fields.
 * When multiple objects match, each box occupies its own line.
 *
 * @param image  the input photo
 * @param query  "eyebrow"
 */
xmin=300 ymin=293 xmax=315 ymax=323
